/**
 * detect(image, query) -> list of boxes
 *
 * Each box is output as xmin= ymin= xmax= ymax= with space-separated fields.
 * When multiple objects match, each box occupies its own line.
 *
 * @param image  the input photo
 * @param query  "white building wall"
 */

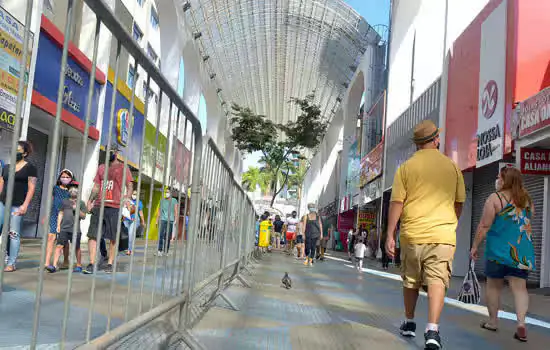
xmin=387 ymin=0 xmax=491 ymax=127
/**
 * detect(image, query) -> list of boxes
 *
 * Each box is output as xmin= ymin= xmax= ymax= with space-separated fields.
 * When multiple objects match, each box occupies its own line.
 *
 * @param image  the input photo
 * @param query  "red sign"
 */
xmin=518 ymin=87 xmax=550 ymax=138
xmin=520 ymin=148 xmax=550 ymax=175
xmin=171 ymin=138 xmax=192 ymax=185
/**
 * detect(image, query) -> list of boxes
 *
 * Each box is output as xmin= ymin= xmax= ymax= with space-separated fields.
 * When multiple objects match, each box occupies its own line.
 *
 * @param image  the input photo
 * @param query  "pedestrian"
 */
xmin=0 ymin=141 xmax=37 ymax=272
xmin=347 ymin=228 xmax=356 ymax=261
xmin=470 ymin=167 xmax=535 ymax=342
xmin=273 ymin=215 xmax=284 ymax=250
xmin=123 ymin=189 xmax=145 ymax=255
xmin=316 ymin=216 xmax=330 ymax=261
xmin=43 ymin=169 xmax=74 ymax=270
xmin=285 ymin=211 xmax=299 ymax=255
xmin=258 ymin=212 xmax=272 ymax=253
xmin=85 ymin=146 xmax=133 ymax=274
xmin=156 ymin=188 xmax=178 ymax=256
xmin=354 ymin=238 xmax=367 ymax=271
xmin=385 ymin=120 xmax=466 ymax=350
xmin=302 ymin=203 xmax=322 ymax=267
xmin=46 ymin=183 xmax=87 ymax=273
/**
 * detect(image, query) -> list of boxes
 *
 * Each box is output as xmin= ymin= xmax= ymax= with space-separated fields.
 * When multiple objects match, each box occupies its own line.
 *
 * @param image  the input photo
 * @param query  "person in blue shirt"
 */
xmin=124 ymin=189 xmax=145 ymax=255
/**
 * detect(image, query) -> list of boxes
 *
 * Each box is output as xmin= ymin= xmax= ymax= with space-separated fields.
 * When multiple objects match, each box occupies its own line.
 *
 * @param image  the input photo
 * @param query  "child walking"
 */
xmin=46 ymin=184 xmax=87 ymax=273
xmin=354 ymin=239 xmax=367 ymax=271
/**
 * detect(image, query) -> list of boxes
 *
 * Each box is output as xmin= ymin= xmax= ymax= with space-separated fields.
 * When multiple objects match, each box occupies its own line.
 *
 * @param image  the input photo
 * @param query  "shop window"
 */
xmin=127 ymin=65 xmax=136 ymax=88
xmin=132 ymin=23 xmax=143 ymax=43
xmin=147 ymin=44 xmax=158 ymax=65
xmin=150 ymin=6 xmax=159 ymax=30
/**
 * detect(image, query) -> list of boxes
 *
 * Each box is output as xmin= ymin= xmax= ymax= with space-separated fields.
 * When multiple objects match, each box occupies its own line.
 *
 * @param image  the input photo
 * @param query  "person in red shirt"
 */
xmin=84 ymin=147 xmax=133 ymax=274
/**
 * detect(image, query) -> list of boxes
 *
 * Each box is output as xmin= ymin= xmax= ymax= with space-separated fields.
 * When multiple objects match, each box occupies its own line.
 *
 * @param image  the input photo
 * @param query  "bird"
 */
xmin=282 ymin=272 xmax=291 ymax=289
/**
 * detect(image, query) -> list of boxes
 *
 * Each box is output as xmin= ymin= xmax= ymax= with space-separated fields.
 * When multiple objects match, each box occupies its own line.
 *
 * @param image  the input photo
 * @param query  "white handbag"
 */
xmin=458 ymin=260 xmax=481 ymax=304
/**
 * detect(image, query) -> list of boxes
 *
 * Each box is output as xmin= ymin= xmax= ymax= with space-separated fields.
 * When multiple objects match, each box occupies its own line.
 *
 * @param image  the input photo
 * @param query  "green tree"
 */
xmin=231 ymin=93 xmax=327 ymax=206
xmin=242 ymin=166 xmax=270 ymax=195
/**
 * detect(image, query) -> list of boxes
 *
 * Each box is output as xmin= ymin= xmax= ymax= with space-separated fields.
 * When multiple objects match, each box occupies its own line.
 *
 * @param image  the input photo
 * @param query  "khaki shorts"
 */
xmin=401 ymin=243 xmax=455 ymax=289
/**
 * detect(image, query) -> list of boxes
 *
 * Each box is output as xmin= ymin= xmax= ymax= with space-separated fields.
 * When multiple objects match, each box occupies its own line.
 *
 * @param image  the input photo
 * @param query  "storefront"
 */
xmin=23 ymin=16 xmax=105 ymax=237
xmin=513 ymin=87 xmax=550 ymax=287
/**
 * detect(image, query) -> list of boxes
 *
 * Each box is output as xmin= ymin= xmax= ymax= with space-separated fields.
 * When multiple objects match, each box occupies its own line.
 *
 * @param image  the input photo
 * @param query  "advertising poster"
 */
xmin=0 ymin=6 xmax=32 ymax=131
xmin=357 ymin=210 xmax=376 ymax=229
xmin=347 ymin=140 xmax=361 ymax=195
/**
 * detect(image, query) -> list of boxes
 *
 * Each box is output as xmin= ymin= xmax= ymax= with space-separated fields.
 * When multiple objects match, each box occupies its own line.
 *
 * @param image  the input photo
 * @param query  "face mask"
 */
xmin=60 ymin=178 xmax=72 ymax=185
xmin=16 ymin=152 xmax=24 ymax=162
xmin=132 ymin=195 xmax=137 ymax=200
xmin=308 ymin=207 xmax=316 ymax=213
xmin=165 ymin=193 xmax=170 ymax=199
xmin=495 ymin=179 xmax=502 ymax=191
xmin=109 ymin=152 xmax=117 ymax=162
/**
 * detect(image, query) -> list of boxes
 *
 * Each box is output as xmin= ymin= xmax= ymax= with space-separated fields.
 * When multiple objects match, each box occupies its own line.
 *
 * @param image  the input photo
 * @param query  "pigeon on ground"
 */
xmin=282 ymin=272 xmax=292 ymax=289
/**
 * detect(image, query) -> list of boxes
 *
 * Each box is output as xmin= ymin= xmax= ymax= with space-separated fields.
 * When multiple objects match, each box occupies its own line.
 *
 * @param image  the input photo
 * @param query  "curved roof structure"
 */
xmin=182 ymin=0 xmax=381 ymax=125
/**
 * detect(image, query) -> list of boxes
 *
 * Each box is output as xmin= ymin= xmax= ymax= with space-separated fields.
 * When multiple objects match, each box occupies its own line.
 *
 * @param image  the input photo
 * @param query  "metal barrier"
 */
xmin=0 ymin=0 xmax=256 ymax=349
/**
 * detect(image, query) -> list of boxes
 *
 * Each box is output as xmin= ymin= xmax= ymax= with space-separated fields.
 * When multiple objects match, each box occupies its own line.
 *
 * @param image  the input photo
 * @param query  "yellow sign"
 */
xmin=358 ymin=210 xmax=376 ymax=229
xmin=0 ymin=6 xmax=32 ymax=131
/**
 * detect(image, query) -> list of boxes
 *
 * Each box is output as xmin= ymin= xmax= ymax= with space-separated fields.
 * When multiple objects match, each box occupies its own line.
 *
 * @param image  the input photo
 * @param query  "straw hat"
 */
xmin=412 ymin=120 xmax=440 ymax=144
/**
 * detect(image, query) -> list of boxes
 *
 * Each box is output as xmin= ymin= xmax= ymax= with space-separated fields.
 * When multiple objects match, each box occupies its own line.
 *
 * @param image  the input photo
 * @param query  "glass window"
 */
xmin=136 ymin=0 xmax=144 ymax=6
xmin=132 ymin=23 xmax=143 ymax=42
xmin=128 ymin=65 xmax=136 ymax=88
xmin=147 ymin=44 xmax=158 ymax=64
xmin=150 ymin=6 xmax=159 ymax=30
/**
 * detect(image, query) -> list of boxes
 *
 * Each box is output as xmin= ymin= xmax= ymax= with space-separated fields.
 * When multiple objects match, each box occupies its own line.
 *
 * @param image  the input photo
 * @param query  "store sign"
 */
xmin=171 ymin=137 xmax=191 ymax=185
xmin=358 ymin=210 xmax=376 ymax=229
xmin=0 ymin=6 xmax=31 ymax=131
xmin=142 ymin=120 xmax=167 ymax=182
xmin=476 ymin=1 xmax=507 ymax=168
xmin=33 ymin=31 xmax=101 ymax=126
xmin=517 ymin=87 xmax=550 ymax=139
xmin=116 ymin=108 xmax=130 ymax=146
xmin=101 ymin=82 xmax=144 ymax=165
xmin=519 ymin=148 xmax=550 ymax=175
xmin=360 ymin=142 xmax=383 ymax=187
xmin=362 ymin=176 xmax=382 ymax=204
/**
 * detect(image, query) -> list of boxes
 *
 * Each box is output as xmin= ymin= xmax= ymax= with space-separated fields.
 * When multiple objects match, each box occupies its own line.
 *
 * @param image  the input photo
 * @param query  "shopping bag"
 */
xmin=457 ymin=260 xmax=481 ymax=304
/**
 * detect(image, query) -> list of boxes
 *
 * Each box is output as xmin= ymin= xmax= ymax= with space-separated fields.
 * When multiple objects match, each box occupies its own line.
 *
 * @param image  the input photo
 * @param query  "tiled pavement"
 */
xmin=192 ymin=250 xmax=550 ymax=349
xmin=0 ymin=239 xmax=188 ymax=349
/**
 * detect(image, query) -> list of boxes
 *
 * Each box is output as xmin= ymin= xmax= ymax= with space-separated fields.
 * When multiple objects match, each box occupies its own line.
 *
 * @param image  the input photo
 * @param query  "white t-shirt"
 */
xmin=354 ymin=243 xmax=367 ymax=258
xmin=286 ymin=217 xmax=299 ymax=233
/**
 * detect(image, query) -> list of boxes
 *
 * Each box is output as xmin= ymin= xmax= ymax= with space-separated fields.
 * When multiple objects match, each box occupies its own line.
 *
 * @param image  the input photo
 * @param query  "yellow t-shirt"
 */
xmin=391 ymin=149 xmax=466 ymax=246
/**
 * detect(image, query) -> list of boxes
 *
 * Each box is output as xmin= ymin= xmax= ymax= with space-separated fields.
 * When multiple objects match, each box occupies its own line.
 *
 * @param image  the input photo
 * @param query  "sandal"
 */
xmin=45 ymin=265 xmax=57 ymax=273
xmin=480 ymin=322 xmax=498 ymax=332
xmin=514 ymin=326 xmax=527 ymax=342
xmin=4 ymin=265 xmax=16 ymax=272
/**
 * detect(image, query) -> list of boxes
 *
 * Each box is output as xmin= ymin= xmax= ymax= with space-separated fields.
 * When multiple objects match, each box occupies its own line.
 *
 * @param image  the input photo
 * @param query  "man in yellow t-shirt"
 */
xmin=385 ymin=120 xmax=465 ymax=350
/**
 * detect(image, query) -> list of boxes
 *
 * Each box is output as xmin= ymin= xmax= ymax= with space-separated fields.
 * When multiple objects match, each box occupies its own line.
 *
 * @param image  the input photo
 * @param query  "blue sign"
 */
xmin=33 ymin=32 xmax=102 ymax=126
xmin=101 ymin=82 xmax=145 ymax=166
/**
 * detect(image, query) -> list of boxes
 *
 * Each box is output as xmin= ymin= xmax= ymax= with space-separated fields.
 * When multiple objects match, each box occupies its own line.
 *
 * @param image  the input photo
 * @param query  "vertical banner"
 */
xmin=476 ymin=0 xmax=507 ymax=167
xmin=0 ymin=6 xmax=32 ymax=131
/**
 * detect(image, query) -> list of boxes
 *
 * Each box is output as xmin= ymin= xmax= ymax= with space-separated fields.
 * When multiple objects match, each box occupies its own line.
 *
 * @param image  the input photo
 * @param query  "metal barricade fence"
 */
xmin=0 ymin=1 xmax=256 ymax=349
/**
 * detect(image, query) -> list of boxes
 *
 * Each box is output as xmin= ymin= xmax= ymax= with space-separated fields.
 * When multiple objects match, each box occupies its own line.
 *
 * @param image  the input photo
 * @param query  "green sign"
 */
xmin=142 ymin=120 xmax=167 ymax=182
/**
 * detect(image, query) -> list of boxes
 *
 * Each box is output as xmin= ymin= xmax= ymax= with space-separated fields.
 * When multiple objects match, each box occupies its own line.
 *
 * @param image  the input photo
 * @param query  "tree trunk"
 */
xmin=270 ymin=171 xmax=290 ymax=207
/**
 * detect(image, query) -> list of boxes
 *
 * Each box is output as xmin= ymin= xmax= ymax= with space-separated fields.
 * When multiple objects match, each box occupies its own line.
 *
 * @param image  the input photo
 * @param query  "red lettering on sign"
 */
xmin=520 ymin=148 xmax=550 ymax=175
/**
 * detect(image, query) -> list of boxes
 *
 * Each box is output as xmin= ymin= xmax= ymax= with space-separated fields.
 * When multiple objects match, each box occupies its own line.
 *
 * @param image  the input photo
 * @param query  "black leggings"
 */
xmin=305 ymin=235 xmax=318 ymax=259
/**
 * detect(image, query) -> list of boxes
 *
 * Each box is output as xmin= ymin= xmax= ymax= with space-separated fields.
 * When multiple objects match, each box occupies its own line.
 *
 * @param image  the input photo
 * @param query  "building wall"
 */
xmin=387 ymin=0 xmax=491 ymax=127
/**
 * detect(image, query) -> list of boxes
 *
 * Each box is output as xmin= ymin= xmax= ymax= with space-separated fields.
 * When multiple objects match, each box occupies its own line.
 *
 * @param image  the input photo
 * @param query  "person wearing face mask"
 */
xmin=46 ymin=183 xmax=87 ymax=273
xmin=43 ymin=169 xmax=74 ymax=270
xmin=285 ymin=211 xmax=299 ymax=255
xmin=301 ymin=203 xmax=322 ymax=267
xmin=124 ymin=190 xmax=145 ymax=255
xmin=0 ymin=141 xmax=37 ymax=272
xmin=385 ymin=120 xmax=466 ymax=349
xmin=85 ymin=146 xmax=133 ymax=274
xmin=156 ymin=188 xmax=178 ymax=256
